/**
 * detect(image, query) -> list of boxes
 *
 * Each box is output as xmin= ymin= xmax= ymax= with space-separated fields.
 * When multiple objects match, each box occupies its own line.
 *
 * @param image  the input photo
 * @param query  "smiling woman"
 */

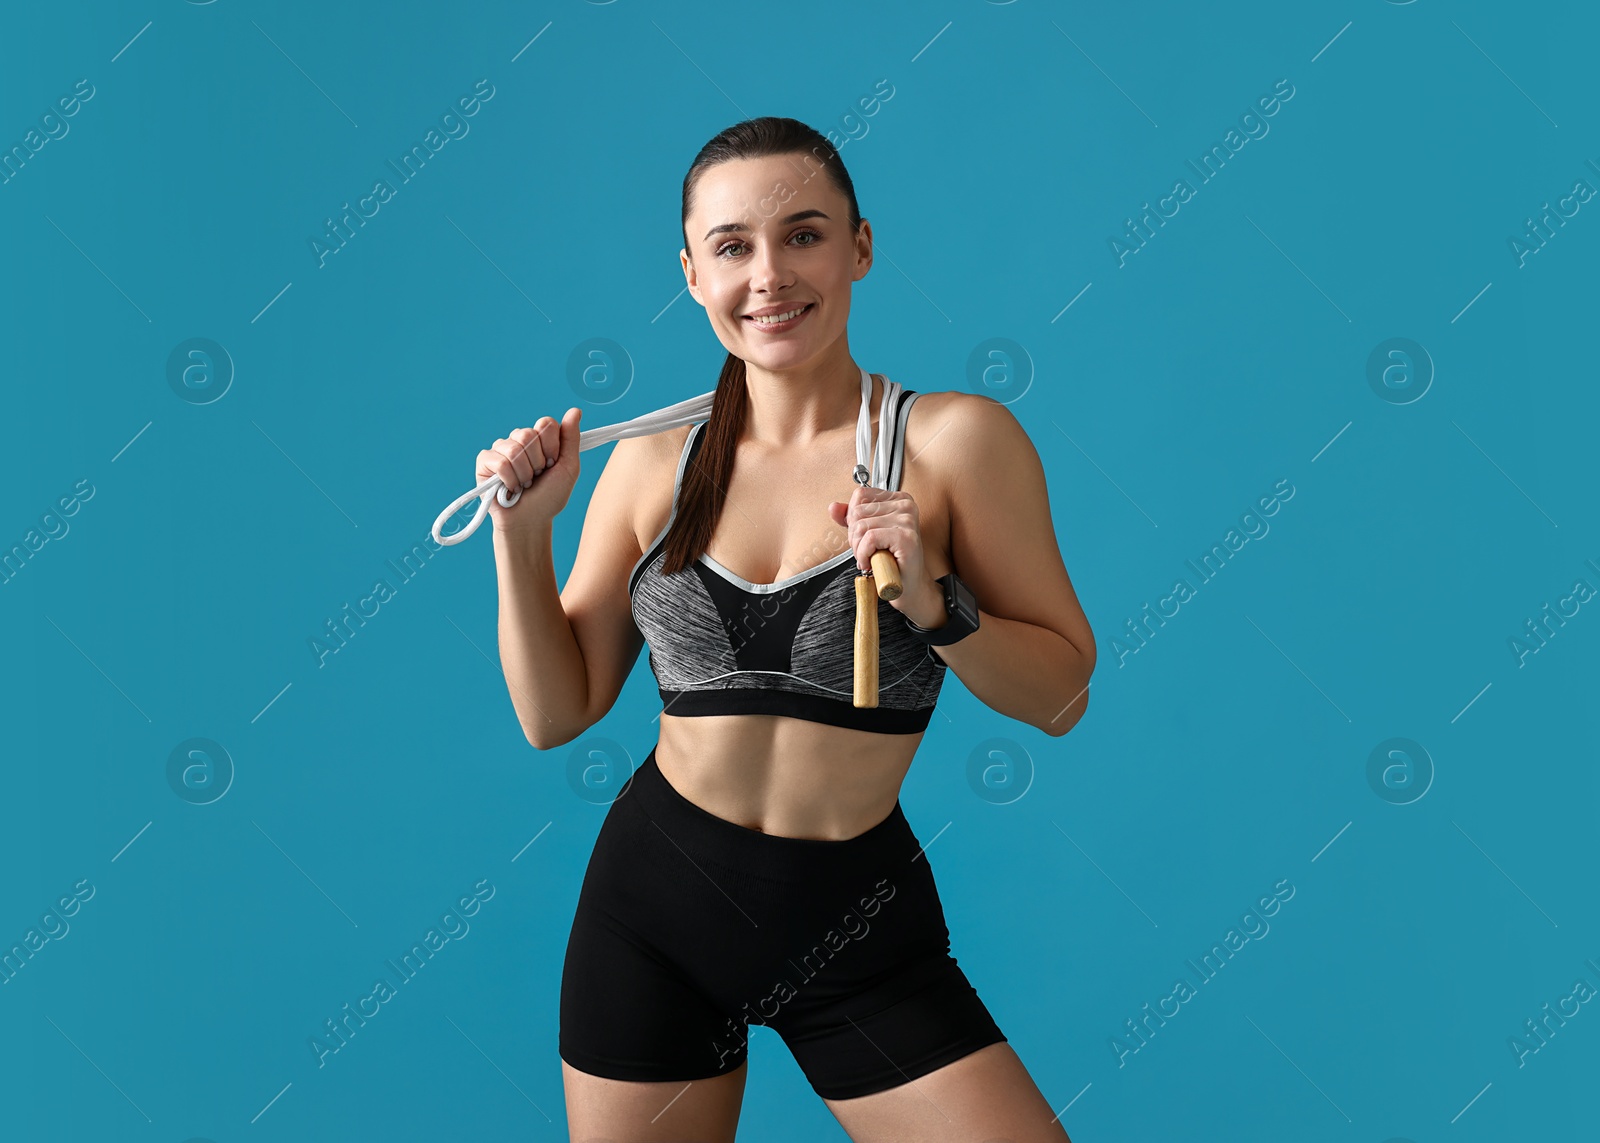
xmin=533 ymin=116 xmax=1087 ymax=1142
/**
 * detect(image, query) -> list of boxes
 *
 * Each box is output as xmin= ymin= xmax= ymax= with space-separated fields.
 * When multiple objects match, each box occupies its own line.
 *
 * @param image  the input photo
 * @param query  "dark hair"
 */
xmin=659 ymin=116 xmax=863 ymax=577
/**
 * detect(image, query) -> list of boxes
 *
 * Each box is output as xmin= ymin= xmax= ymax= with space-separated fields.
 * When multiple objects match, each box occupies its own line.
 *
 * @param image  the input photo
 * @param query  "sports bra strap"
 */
xmin=671 ymin=383 xmax=920 ymax=510
xmin=888 ymin=388 xmax=918 ymax=493
xmin=670 ymin=421 xmax=706 ymax=514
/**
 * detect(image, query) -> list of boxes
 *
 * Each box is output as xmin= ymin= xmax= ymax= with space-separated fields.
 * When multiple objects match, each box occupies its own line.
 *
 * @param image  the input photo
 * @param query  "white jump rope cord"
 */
xmin=432 ymin=367 xmax=903 ymax=547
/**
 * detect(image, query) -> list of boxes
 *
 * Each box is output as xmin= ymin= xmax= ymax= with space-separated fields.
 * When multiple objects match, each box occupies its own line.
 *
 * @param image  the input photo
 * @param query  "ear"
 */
xmin=852 ymin=219 xmax=874 ymax=282
xmin=680 ymin=248 xmax=703 ymax=307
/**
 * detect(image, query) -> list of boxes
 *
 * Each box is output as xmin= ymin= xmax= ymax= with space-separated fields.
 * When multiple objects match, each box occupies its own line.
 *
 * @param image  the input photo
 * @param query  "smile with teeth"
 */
xmin=745 ymin=303 xmax=813 ymax=326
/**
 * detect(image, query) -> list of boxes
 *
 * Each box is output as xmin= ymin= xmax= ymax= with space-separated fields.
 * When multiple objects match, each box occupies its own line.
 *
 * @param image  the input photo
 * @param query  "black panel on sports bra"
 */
xmin=629 ymin=387 xmax=946 ymax=734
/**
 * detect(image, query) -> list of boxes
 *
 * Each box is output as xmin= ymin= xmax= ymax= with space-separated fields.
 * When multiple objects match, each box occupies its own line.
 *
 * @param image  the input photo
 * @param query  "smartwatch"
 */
xmin=905 ymin=572 xmax=980 ymax=646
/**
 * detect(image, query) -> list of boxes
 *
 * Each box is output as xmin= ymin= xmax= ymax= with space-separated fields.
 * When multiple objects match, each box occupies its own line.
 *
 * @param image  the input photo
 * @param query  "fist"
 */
xmin=827 ymin=486 xmax=936 ymax=611
xmin=475 ymin=407 xmax=583 ymax=532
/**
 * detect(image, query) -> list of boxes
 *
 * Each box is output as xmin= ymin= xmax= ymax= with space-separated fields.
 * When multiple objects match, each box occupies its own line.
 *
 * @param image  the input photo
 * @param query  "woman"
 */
xmin=475 ymin=117 xmax=1095 ymax=1142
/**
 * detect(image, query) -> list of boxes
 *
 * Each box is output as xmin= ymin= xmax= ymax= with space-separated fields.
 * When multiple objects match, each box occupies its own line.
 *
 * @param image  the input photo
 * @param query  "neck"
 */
xmin=740 ymin=344 xmax=872 ymax=448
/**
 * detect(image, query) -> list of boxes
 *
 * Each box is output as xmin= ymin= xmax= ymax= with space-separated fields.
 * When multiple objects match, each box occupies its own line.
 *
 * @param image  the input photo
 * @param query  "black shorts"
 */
xmin=559 ymin=745 xmax=1007 ymax=1101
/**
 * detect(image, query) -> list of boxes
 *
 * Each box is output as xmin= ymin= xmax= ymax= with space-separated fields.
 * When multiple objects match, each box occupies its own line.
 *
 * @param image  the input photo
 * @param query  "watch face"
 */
xmin=948 ymin=574 xmax=978 ymax=624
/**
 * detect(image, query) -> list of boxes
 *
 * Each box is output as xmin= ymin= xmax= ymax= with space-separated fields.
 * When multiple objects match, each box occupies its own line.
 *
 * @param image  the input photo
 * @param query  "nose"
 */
xmin=747 ymin=239 xmax=794 ymax=293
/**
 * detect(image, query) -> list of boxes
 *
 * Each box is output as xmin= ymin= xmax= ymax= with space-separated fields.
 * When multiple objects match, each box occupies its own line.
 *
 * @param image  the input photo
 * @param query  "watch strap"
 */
xmin=906 ymin=573 xmax=979 ymax=646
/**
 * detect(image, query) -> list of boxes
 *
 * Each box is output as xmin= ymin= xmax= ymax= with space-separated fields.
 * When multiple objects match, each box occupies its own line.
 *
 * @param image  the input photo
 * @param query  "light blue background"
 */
xmin=3 ymin=1 xmax=1596 ymax=1140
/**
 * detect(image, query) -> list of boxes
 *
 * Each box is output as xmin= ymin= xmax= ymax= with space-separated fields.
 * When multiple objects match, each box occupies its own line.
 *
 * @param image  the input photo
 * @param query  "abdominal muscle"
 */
xmin=656 ymin=712 xmax=924 ymax=841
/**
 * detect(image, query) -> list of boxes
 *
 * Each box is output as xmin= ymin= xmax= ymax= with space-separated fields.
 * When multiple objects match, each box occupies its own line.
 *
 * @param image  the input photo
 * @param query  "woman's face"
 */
xmin=681 ymin=153 xmax=872 ymax=372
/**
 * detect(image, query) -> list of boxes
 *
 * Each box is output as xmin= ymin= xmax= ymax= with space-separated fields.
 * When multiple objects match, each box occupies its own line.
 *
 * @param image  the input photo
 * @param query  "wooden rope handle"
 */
xmin=853 ymin=573 xmax=880 ymax=708
xmin=869 ymin=549 xmax=902 ymax=601
xmin=853 ymin=549 xmax=904 ymax=708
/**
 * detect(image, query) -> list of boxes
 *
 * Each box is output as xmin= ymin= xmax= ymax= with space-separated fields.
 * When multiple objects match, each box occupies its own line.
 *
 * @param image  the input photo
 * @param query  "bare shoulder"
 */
xmin=900 ymin=388 xmax=1007 ymax=489
xmin=919 ymin=390 xmax=1097 ymax=666
xmin=613 ymin=422 xmax=695 ymax=554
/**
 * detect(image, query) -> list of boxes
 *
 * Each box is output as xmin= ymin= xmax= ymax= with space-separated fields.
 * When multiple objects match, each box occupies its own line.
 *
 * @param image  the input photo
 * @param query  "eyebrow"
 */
xmin=703 ymin=209 xmax=830 ymax=242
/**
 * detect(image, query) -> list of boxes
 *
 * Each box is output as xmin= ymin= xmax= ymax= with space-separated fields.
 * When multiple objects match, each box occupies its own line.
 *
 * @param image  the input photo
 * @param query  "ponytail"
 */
xmin=658 ymin=352 xmax=748 ymax=577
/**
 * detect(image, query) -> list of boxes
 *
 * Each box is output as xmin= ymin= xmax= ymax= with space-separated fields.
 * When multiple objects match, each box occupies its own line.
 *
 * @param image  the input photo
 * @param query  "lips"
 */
xmin=743 ymin=302 xmax=814 ymax=329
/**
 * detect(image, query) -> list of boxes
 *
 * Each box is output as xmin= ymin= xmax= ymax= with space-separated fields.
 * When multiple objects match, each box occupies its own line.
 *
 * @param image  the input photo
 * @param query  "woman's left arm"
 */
xmin=895 ymin=394 xmax=1097 ymax=737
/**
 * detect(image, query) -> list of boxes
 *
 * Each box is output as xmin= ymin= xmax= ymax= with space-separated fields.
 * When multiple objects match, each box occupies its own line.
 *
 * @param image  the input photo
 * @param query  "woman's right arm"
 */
xmin=480 ymin=407 xmax=649 ymax=749
xmin=493 ymin=519 xmax=590 ymax=749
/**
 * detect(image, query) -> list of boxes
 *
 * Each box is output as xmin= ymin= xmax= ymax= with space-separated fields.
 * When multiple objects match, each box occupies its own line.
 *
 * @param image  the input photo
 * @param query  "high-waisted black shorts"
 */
xmin=559 ymin=745 xmax=1007 ymax=1101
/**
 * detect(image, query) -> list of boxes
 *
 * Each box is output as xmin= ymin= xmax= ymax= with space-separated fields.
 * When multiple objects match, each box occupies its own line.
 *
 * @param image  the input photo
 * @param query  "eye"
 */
xmin=714 ymin=228 xmax=824 ymax=259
